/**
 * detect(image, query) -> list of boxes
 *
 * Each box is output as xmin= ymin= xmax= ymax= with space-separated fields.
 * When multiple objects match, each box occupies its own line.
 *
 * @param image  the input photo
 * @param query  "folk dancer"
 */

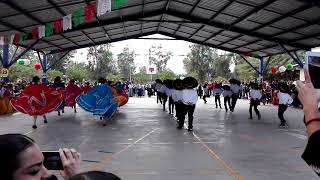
xmin=249 ymin=83 xmax=262 ymax=120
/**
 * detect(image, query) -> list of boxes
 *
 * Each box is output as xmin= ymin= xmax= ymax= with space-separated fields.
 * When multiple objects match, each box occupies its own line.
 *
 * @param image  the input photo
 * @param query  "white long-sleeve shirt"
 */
xmin=213 ymin=88 xmax=223 ymax=95
xmin=172 ymin=89 xmax=183 ymax=102
xmin=166 ymin=88 xmax=173 ymax=97
xmin=249 ymin=89 xmax=262 ymax=100
xmin=222 ymin=90 xmax=232 ymax=97
xmin=158 ymin=85 xmax=167 ymax=93
xmin=230 ymin=84 xmax=241 ymax=94
xmin=278 ymin=92 xmax=293 ymax=105
xmin=182 ymin=89 xmax=198 ymax=105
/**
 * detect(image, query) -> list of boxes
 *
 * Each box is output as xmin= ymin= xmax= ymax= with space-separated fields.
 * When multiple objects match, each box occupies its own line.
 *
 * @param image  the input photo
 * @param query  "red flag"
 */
xmin=31 ymin=27 xmax=39 ymax=39
xmin=85 ymin=2 xmax=96 ymax=21
xmin=54 ymin=19 xmax=62 ymax=34
xmin=13 ymin=33 xmax=19 ymax=44
xmin=3 ymin=36 xmax=8 ymax=44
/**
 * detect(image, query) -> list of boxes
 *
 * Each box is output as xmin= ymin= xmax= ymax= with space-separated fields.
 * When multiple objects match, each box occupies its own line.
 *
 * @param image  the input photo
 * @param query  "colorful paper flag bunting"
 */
xmin=63 ymin=14 xmax=72 ymax=31
xmin=73 ymin=9 xmax=84 ymax=27
xmin=38 ymin=25 xmax=46 ymax=38
xmin=97 ymin=0 xmax=111 ymax=16
xmin=85 ymin=2 xmax=96 ymax=21
xmin=54 ymin=19 xmax=62 ymax=34
xmin=46 ymin=23 xmax=54 ymax=37
xmin=113 ymin=0 xmax=128 ymax=9
xmin=32 ymin=27 xmax=39 ymax=39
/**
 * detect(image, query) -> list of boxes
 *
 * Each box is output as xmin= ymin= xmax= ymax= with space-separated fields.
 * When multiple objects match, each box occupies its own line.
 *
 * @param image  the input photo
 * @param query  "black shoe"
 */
xmin=32 ymin=125 xmax=37 ymax=129
xmin=44 ymin=120 xmax=48 ymax=123
xmin=100 ymin=117 xmax=103 ymax=120
xmin=177 ymin=126 xmax=183 ymax=129
xmin=62 ymin=110 xmax=65 ymax=113
xmin=187 ymin=128 xmax=193 ymax=131
xmin=279 ymin=123 xmax=286 ymax=127
xmin=225 ymin=109 xmax=228 ymax=112
xmin=102 ymin=123 xmax=106 ymax=126
xmin=258 ymin=114 xmax=261 ymax=120
xmin=58 ymin=112 xmax=61 ymax=116
xmin=248 ymin=117 xmax=253 ymax=119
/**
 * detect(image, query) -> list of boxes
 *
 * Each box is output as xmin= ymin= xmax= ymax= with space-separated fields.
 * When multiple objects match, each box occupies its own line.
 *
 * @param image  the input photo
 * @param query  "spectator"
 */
xmin=296 ymin=68 xmax=320 ymax=177
xmin=0 ymin=134 xmax=81 ymax=180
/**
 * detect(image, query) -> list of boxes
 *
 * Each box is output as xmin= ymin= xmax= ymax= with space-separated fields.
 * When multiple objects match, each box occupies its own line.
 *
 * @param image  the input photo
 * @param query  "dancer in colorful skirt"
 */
xmin=10 ymin=76 xmax=64 ymax=129
xmin=76 ymin=78 xmax=118 ymax=126
xmin=65 ymin=79 xmax=82 ymax=113
xmin=50 ymin=76 xmax=65 ymax=116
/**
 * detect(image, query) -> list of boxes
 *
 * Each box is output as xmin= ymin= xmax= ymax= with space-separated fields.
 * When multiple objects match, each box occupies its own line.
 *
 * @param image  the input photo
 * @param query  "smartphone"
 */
xmin=306 ymin=51 xmax=320 ymax=89
xmin=42 ymin=151 xmax=63 ymax=170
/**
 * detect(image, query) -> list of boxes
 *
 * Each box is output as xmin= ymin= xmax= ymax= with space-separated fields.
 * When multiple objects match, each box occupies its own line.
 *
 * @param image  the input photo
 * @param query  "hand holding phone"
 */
xmin=306 ymin=51 xmax=320 ymax=89
xmin=42 ymin=151 xmax=63 ymax=170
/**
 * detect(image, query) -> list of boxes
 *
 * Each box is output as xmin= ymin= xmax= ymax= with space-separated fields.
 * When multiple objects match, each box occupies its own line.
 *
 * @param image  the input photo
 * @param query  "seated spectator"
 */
xmin=0 ymin=134 xmax=81 ymax=180
xmin=69 ymin=171 xmax=121 ymax=180
xmin=296 ymin=67 xmax=320 ymax=177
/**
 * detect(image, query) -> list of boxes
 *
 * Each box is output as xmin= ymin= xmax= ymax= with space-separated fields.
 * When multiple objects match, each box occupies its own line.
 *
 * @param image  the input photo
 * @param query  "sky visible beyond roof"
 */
xmin=71 ymin=34 xmax=193 ymax=74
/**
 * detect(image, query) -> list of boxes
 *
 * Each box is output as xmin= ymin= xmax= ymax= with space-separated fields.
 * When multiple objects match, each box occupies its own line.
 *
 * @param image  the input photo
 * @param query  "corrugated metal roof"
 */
xmin=0 ymin=0 xmax=319 ymax=57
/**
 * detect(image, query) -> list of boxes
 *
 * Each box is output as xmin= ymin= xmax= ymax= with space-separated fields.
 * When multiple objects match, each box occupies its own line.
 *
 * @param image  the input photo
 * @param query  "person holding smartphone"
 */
xmin=296 ymin=67 xmax=320 ymax=177
xmin=0 ymin=134 xmax=81 ymax=180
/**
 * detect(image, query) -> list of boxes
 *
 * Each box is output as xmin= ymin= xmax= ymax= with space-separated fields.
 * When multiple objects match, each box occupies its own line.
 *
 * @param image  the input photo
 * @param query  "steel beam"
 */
xmin=47 ymin=50 xmax=71 ymax=70
xmin=240 ymin=55 xmax=261 ymax=75
xmin=279 ymin=44 xmax=304 ymax=68
xmin=9 ymin=39 xmax=41 ymax=67
xmin=156 ymin=0 xmax=171 ymax=33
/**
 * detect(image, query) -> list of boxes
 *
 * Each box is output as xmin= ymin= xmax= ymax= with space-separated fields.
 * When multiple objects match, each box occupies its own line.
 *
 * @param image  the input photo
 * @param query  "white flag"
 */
xmin=9 ymin=34 xmax=14 ymax=44
xmin=63 ymin=14 xmax=72 ymax=31
xmin=97 ymin=0 xmax=111 ymax=17
xmin=38 ymin=25 xmax=45 ymax=38
xmin=0 ymin=36 xmax=4 ymax=46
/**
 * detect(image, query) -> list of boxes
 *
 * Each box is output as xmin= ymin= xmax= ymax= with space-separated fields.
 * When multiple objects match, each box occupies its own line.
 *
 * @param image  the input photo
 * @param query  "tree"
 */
xmin=65 ymin=63 xmax=89 ymax=81
xmin=9 ymin=64 xmax=41 ymax=81
xmin=47 ymin=50 xmax=76 ymax=73
xmin=133 ymin=66 xmax=149 ymax=83
xmin=148 ymin=45 xmax=172 ymax=72
xmin=157 ymin=70 xmax=176 ymax=80
xmin=213 ymin=52 xmax=231 ymax=78
xmin=106 ymin=73 xmax=123 ymax=81
xmin=183 ymin=44 xmax=217 ymax=83
xmin=87 ymin=45 xmax=117 ymax=80
xmin=117 ymin=47 xmax=136 ymax=81
xmin=47 ymin=70 xmax=64 ymax=81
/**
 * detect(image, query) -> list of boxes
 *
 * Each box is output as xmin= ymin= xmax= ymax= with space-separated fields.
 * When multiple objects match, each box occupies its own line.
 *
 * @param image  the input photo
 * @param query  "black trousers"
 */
xmin=179 ymin=104 xmax=195 ymax=129
xmin=224 ymin=97 xmax=231 ymax=111
xmin=168 ymin=97 xmax=174 ymax=114
xmin=231 ymin=94 xmax=239 ymax=111
xmin=157 ymin=91 xmax=162 ymax=104
xmin=215 ymin=94 xmax=221 ymax=108
xmin=175 ymin=101 xmax=184 ymax=122
xmin=162 ymin=94 xmax=168 ymax=111
xmin=203 ymin=95 xmax=208 ymax=103
xmin=249 ymin=100 xmax=261 ymax=118
xmin=278 ymin=104 xmax=288 ymax=124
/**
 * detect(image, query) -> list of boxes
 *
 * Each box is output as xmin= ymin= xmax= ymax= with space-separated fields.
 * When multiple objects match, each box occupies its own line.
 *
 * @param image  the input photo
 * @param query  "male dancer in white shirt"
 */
xmin=249 ymin=83 xmax=262 ymax=119
xmin=230 ymin=79 xmax=241 ymax=112
xmin=278 ymin=82 xmax=293 ymax=127
xmin=172 ymin=79 xmax=184 ymax=128
xmin=181 ymin=77 xmax=198 ymax=131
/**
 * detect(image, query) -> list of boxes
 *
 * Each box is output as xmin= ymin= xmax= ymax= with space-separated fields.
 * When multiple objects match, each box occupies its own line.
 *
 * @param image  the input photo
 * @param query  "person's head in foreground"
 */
xmin=69 ymin=171 xmax=121 ymax=180
xmin=0 ymin=134 xmax=81 ymax=180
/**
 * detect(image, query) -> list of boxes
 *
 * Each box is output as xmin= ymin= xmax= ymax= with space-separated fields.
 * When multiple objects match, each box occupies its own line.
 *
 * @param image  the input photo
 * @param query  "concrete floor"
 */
xmin=0 ymin=96 xmax=317 ymax=180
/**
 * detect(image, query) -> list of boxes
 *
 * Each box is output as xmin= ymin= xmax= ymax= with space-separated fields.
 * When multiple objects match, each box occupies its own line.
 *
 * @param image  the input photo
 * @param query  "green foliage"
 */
xmin=233 ymin=57 xmax=259 ymax=81
xmin=47 ymin=50 xmax=76 ymax=73
xmin=47 ymin=70 xmax=64 ymax=81
xmin=148 ymin=45 xmax=172 ymax=72
xmin=87 ymin=45 xmax=117 ymax=80
xmin=117 ymin=47 xmax=136 ymax=80
xmin=9 ymin=64 xmax=41 ymax=81
xmin=157 ymin=69 xmax=176 ymax=80
xmin=106 ymin=73 xmax=123 ymax=81
xmin=65 ymin=63 xmax=88 ymax=81
xmin=214 ymin=76 xmax=227 ymax=83
xmin=133 ymin=66 xmax=149 ymax=83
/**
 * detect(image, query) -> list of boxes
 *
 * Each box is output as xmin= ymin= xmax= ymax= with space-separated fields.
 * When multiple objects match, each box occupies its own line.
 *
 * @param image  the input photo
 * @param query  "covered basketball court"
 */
xmin=1 ymin=0 xmax=320 ymax=179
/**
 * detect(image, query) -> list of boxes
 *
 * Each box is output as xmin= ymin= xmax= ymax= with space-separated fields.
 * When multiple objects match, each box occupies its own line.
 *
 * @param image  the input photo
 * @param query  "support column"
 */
xmin=259 ymin=57 xmax=264 ymax=83
xmin=42 ymin=54 xmax=48 ymax=84
xmin=2 ymin=44 xmax=10 ymax=82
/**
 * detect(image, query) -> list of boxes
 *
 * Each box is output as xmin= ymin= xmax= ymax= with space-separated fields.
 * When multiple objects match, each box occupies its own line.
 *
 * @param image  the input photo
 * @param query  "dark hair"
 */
xmin=32 ymin=76 xmax=40 ymax=84
xmin=69 ymin=171 xmax=121 ymax=180
xmin=0 ymin=134 xmax=35 ymax=180
xmin=54 ymin=76 xmax=61 ymax=84
xmin=98 ymin=78 xmax=106 ymax=84
xmin=70 ymin=79 xmax=75 ymax=84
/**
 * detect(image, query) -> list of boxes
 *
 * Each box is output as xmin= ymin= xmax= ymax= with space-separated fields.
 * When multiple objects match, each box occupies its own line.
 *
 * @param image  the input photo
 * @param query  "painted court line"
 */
xmin=193 ymin=131 xmax=243 ymax=180
xmin=91 ymin=128 xmax=158 ymax=171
